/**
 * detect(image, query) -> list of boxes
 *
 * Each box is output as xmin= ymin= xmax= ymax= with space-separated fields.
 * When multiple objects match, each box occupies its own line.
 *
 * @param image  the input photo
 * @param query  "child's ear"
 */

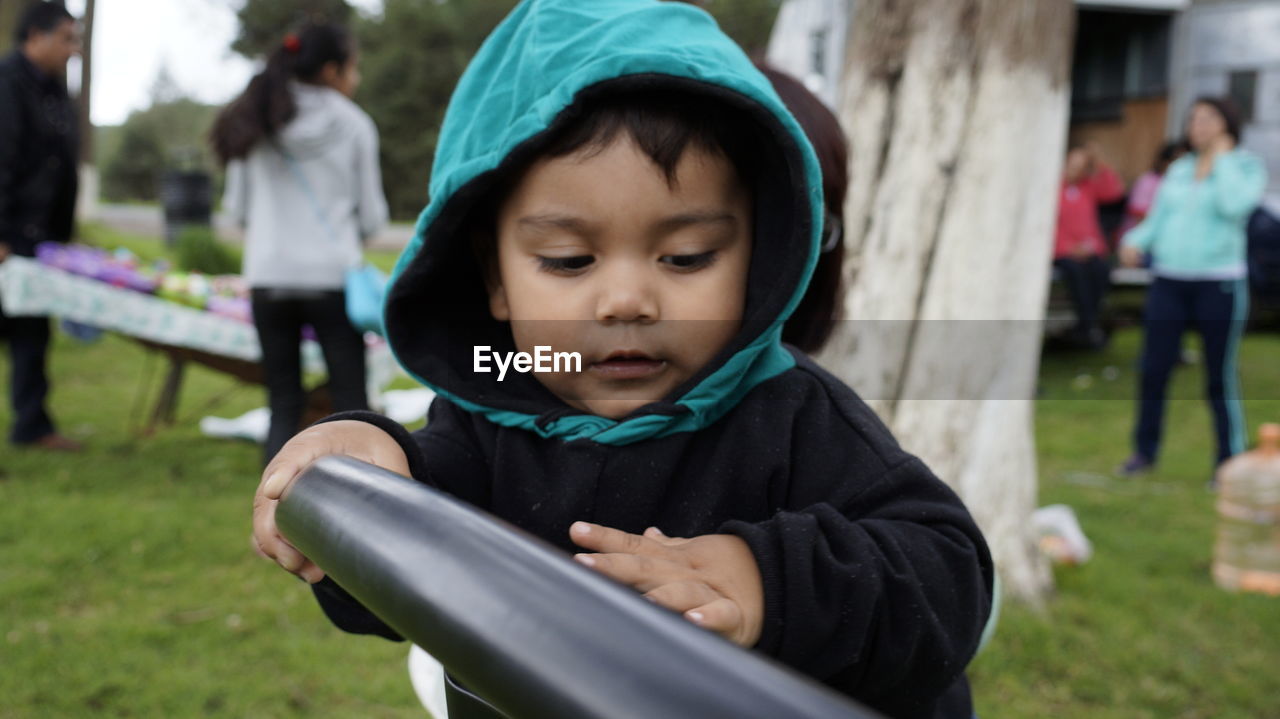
xmin=487 ymin=277 xmax=510 ymax=321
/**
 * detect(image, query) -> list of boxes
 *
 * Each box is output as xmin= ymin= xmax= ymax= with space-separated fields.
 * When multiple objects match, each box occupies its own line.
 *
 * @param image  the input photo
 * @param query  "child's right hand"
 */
xmin=252 ymin=420 xmax=412 ymax=583
xmin=1119 ymin=245 xmax=1143 ymax=268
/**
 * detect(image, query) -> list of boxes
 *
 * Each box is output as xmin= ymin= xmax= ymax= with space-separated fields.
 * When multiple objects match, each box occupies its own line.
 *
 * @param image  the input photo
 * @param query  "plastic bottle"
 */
xmin=1213 ymin=423 xmax=1280 ymax=596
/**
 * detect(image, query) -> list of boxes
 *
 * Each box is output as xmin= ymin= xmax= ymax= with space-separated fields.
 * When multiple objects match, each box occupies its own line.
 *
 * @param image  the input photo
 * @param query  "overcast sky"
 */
xmin=66 ymin=0 xmax=383 ymax=126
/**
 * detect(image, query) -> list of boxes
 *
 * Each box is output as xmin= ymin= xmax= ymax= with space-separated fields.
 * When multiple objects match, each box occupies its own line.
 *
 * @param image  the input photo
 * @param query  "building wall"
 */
xmin=1171 ymin=0 xmax=1280 ymax=212
xmin=765 ymin=0 xmax=851 ymax=109
xmin=1071 ymin=97 xmax=1172 ymax=183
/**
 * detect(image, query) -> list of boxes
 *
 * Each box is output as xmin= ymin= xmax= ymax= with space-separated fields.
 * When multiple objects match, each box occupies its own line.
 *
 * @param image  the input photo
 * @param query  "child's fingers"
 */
xmin=570 ymin=521 xmax=666 ymax=557
xmin=573 ymin=551 xmax=683 ymax=592
xmin=260 ymin=530 xmax=325 ymax=583
xmin=272 ymin=537 xmax=310 ymax=574
xmin=297 ymin=561 xmax=326 ymax=584
xmin=261 ymin=461 xmax=303 ymax=500
xmin=251 ymin=533 xmax=271 ymax=560
xmin=643 ymin=526 xmax=687 ymax=546
xmin=260 ymin=428 xmax=334 ymax=499
xmin=251 ymin=496 xmax=283 ymax=558
xmin=643 ymin=581 xmax=721 ymax=614
xmin=252 ymin=495 xmax=319 ymax=579
xmin=684 ymin=598 xmax=744 ymax=641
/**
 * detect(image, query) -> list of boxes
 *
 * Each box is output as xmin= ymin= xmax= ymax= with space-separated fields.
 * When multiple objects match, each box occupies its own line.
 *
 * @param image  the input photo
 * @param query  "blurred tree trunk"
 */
xmin=77 ymin=0 xmax=98 ymax=219
xmin=79 ymin=0 xmax=95 ymax=164
xmin=821 ymin=0 xmax=1076 ymax=604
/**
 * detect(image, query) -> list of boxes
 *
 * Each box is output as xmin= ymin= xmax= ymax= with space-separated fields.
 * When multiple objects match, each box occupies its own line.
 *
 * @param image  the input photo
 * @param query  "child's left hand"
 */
xmin=569 ymin=521 xmax=763 ymax=648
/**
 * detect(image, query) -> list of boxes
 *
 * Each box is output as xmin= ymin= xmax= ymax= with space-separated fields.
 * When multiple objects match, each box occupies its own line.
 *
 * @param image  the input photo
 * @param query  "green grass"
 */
xmin=0 ymin=334 xmax=422 ymax=717
xmin=3 ymin=233 xmax=1279 ymax=716
xmin=969 ymin=328 xmax=1280 ymax=718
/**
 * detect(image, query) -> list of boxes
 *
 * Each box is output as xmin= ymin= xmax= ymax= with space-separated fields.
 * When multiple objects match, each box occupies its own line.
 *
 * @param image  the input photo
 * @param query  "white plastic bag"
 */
xmin=1031 ymin=504 xmax=1093 ymax=565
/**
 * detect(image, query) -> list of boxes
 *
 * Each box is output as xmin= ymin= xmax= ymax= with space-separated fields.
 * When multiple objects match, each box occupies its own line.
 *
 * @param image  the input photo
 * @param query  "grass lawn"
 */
xmin=2 ymin=234 xmax=1279 ymax=716
xmin=969 ymin=327 xmax=1280 ymax=719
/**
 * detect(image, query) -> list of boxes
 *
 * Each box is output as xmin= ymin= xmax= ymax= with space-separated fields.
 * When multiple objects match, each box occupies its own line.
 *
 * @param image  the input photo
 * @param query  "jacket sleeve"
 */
xmin=720 ymin=408 xmax=993 ymax=718
xmin=221 ymin=159 xmax=249 ymax=230
xmin=1122 ymin=180 xmax=1170 ymax=253
xmin=1207 ymin=151 xmax=1268 ymax=221
xmin=353 ymin=115 xmax=389 ymax=242
xmin=305 ymin=404 xmax=488 ymax=640
xmin=0 ymin=74 xmax=22 ymax=245
xmin=1086 ymin=162 xmax=1126 ymax=204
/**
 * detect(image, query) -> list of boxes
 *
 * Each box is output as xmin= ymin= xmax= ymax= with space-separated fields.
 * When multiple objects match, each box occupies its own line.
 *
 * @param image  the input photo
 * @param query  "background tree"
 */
xmin=78 ymin=0 xmax=93 ymax=164
xmin=100 ymin=71 xmax=218 ymax=202
xmin=0 ymin=0 xmax=20 ymax=54
xmin=355 ymin=0 xmax=517 ymax=219
xmin=702 ymin=0 xmax=782 ymax=56
xmin=822 ymin=0 xmax=1076 ymax=603
xmin=230 ymin=0 xmax=352 ymax=59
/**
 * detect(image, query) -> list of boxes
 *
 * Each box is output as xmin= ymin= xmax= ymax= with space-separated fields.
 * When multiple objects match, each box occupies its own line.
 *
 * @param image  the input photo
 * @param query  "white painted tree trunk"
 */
xmin=820 ymin=0 xmax=1076 ymax=603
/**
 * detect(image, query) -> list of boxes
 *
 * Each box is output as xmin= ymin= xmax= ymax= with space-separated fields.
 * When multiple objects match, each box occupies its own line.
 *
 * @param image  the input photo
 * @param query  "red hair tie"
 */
xmin=282 ymin=34 xmax=301 ymax=54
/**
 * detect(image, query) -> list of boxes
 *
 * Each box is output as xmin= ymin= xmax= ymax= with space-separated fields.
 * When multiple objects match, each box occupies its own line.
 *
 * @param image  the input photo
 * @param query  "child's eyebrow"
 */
xmin=516 ymin=214 xmax=595 ymax=235
xmin=653 ymin=211 xmax=738 ymax=234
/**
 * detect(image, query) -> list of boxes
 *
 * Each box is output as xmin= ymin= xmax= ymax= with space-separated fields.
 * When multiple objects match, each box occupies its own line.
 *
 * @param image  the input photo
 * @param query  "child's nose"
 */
xmin=595 ymin=268 xmax=659 ymax=324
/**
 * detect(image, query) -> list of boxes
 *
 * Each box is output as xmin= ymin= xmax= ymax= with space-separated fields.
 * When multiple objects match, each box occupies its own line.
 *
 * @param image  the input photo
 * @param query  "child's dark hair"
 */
xmin=471 ymin=88 xmax=759 ymax=279
xmin=756 ymin=64 xmax=848 ymax=354
xmin=210 ymin=22 xmax=354 ymax=164
xmin=15 ymin=1 xmax=73 ymax=45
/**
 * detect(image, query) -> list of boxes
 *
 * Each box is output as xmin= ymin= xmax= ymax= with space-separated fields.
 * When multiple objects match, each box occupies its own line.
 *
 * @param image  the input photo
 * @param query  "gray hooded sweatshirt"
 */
xmin=223 ymin=82 xmax=389 ymax=289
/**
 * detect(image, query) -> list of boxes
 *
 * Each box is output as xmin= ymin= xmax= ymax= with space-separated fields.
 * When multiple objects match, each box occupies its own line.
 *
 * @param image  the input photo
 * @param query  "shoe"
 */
xmin=1116 ymin=454 xmax=1153 ymax=477
xmin=23 ymin=434 xmax=84 ymax=452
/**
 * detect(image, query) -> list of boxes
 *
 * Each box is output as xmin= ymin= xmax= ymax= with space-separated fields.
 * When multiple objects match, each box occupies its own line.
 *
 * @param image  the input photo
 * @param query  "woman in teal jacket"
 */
xmin=1119 ymin=97 xmax=1268 ymax=479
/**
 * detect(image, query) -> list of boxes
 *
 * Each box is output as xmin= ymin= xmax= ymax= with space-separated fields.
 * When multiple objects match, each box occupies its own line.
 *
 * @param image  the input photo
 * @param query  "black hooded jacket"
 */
xmin=0 ymin=51 xmax=79 ymax=256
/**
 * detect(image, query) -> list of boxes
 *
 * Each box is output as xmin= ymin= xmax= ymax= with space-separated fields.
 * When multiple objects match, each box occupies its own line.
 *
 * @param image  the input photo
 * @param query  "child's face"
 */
xmin=488 ymin=134 xmax=752 ymax=419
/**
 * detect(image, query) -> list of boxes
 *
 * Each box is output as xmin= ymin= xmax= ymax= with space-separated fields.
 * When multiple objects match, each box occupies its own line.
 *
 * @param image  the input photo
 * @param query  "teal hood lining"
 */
xmin=382 ymin=1 xmax=824 ymax=445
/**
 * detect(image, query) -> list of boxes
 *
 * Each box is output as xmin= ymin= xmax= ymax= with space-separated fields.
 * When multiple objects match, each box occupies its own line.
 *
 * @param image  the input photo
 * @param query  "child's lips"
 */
xmin=589 ymin=354 xmax=667 ymax=380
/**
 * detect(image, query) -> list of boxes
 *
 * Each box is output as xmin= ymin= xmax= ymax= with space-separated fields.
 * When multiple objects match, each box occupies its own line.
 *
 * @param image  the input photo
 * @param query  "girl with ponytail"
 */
xmin=212 ymin=22 xmax=389 ymax=464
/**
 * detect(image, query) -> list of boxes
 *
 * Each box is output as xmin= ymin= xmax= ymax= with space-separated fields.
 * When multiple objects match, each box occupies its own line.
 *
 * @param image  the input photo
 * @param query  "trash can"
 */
xmin=160 ymin=170 xmax=212 ymax=246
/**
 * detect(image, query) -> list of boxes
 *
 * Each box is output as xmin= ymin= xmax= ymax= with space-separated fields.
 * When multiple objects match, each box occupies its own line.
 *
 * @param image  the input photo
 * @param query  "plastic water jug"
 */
xmin=1212 ymin=423 xmax=1280 ymax=596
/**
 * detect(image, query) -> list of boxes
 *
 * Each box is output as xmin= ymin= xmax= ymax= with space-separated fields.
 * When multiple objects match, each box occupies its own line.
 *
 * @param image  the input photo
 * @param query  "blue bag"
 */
xmin=344 ymin=263 xmax=387 ymax=335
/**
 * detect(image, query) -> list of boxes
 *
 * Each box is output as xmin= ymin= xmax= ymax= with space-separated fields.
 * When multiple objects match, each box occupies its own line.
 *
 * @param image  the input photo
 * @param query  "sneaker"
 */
xmin=1116 ymin=454 xmax=1153 ymax=477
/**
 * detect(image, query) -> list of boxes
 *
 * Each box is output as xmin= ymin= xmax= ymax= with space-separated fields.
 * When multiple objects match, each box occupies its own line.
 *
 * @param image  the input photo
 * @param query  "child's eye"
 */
xmin=537 ymin=255 xmax=594 ymax=273
xmin=660 ymin=251 xmax=718 ymax=271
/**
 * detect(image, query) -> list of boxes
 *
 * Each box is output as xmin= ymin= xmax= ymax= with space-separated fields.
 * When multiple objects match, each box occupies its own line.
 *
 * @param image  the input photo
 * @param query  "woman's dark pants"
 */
xmin=1134 ymin=277 xmax=1249 ymax=466
xmin=252 ymin=288 xmax=368 ymax=465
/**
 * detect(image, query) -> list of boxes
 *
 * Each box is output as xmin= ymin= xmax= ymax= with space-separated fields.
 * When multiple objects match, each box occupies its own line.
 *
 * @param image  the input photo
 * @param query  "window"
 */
xmin=1228 ymin=70 xmax=1257 ymax=124
xmin=1071 ymin=10 xmax=1172 ymax=122
xmin=810 ymin=29 xmax=828 ymax=78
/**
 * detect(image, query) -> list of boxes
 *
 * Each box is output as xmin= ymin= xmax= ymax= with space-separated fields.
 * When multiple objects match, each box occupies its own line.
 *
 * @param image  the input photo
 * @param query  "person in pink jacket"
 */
xmin=1119 ymin=140 xmax=1188 ymax=240
xmin=1054 ymin=142 xmax=1125 ymax=348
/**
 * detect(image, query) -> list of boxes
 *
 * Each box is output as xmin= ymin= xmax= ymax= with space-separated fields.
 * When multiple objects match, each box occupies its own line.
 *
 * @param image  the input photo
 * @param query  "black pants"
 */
xmin=0 ymin=301 xmax=56 ymax=444
xmin=1054 ymin=256 xmax=1110 ymax=340
xmin=1134 ymin=277 xmax=1249 ymax=465
xmin=252 ymin=289 xmax=368 ymax=464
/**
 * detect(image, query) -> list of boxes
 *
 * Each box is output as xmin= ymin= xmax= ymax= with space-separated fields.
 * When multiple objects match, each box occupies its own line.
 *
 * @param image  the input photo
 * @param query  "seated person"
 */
xmin=1054 ymin=141 xmax=1125 ymax=348
xmin=253 ymin=2 xmax=994 ymax=717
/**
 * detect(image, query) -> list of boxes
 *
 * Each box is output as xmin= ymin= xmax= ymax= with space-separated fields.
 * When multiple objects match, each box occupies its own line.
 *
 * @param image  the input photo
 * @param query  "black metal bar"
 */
xmin=276 ymin=455 xmax=881 ymax=719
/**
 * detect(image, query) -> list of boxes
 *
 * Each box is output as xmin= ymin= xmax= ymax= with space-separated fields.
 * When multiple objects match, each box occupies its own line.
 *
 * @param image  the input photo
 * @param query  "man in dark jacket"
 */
xmin=0 ymin=2 xmax=81 ymax=450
